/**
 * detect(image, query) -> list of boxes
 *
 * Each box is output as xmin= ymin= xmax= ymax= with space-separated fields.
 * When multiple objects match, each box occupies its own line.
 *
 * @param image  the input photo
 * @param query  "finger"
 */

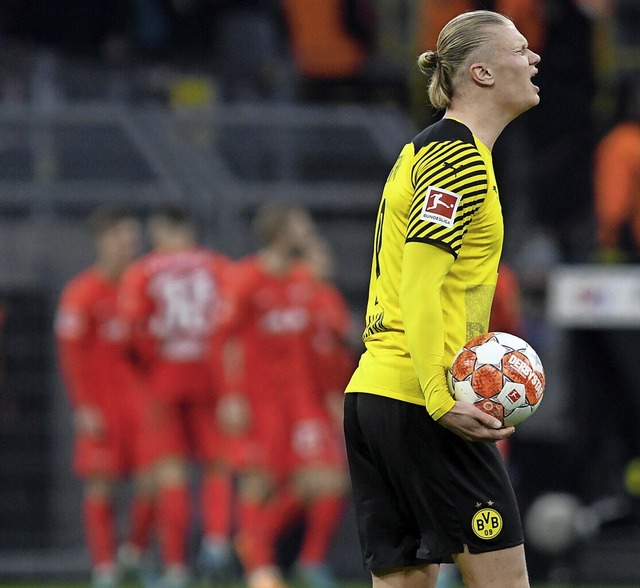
xmin=468 ymin=425 xmax=515 ymax=443
xmin=489 ymin=426 xmax=515 ymax=440
xmin=476 ymin=410 xmax=503 ymax=430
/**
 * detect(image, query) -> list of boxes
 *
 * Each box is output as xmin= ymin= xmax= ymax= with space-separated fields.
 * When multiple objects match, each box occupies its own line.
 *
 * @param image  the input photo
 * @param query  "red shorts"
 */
xmin=144 ymin=396 xmax=219 ymax=462
xmin=214 ymin=403 xmax=288 ymax=474
xmin=216 ymin=409 xmax=345 ymax=479
xmin=287 ymin=415 xmax=346 ymax=472
xmin=73 ymin=396 xmax=154 ymax=478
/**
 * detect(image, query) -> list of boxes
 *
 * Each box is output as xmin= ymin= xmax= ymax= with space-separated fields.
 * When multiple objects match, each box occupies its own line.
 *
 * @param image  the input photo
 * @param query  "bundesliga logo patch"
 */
xmin=420 ymin=186 xmax=461 ymax=228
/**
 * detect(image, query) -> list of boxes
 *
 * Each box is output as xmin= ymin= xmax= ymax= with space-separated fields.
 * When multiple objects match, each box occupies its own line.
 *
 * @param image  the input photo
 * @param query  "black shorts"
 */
xmin=343 ymin=392 xmax=524 ymax=573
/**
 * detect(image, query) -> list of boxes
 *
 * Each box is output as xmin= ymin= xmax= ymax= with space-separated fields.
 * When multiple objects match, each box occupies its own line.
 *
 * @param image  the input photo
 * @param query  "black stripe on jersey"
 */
xmin=414 ymin=146 xmax=485 ymax=193
xmin=408 ymin=194 xmax=484 ymax=238
xmin=411 ymin=118 xmax=481 ymax=186
xmin=406 ymin=118 xmax=489 ymax=257
xmin=412 ymin=141 xmax=471 ymax=187
xmin=408 ymin=206 xmax=480 ymax=252
xmin=363 ymin=311 xmax=386 ymax=339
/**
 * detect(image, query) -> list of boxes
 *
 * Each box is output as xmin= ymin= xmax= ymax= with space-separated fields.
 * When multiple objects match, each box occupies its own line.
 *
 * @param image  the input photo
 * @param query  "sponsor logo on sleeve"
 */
xmin=420 ymin=186 xmax=461 ymax=228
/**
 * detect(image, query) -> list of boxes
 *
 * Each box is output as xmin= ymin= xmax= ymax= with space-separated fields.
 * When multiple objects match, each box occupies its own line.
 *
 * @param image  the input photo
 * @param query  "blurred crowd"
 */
xmin=0 ymin=1 xmax=637 ymax=270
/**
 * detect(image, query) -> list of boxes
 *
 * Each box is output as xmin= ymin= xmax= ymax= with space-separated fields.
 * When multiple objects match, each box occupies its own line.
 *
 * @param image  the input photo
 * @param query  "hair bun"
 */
xmin=418 ymin=50 xmax=439 ymax=71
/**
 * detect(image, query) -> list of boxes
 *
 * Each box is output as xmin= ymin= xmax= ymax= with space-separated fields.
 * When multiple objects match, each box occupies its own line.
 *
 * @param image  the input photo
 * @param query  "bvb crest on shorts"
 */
xmin=472 ymin=507 xmax=503 ymax=540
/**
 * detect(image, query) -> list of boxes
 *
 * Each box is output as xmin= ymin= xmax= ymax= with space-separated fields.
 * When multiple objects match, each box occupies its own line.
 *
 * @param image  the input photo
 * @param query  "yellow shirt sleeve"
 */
xmin=400 ymin=241 xmax=456 ymax=420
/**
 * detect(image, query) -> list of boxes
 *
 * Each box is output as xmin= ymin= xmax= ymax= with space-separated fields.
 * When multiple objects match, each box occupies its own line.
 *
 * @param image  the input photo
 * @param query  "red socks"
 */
xmin=235 ymin=498 xmax=273 ymax=571
xmin=262 ymin=488 xmax=303 ymax=541
xmin=157 ymin=485 xmax=190 ymax=566
xmin=299 ymin=495 xmax=344 ymax=564
xmin=127 ymin=495 xmax=156 ymax=551
xmin=83 ymin=495 xmax=116 ymax=566
xmin=236 ymin=487 xmax=304 ymax=573
xmin=201 ymin=471 xmax=233 ymax=540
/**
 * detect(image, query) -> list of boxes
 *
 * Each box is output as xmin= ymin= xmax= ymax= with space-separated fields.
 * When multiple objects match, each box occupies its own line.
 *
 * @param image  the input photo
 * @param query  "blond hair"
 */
xmin=417 ymin=10 xmax=513 ymax=110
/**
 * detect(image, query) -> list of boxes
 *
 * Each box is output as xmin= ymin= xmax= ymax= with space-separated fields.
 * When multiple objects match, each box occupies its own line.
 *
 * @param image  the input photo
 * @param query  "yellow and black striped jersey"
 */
xmin=346 ymin=118 xmax=503 ymax=419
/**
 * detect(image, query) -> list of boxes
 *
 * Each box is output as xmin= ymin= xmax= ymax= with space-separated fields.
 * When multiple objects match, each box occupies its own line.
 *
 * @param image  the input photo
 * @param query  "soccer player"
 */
xmin=343 ymin=10 xmax=541 ymax=588
xmin=118 ymin=205 xmax=233 ymax=588
xmin=55 ymin=206 xmax=156 ymax=588
xmin=303 ymin=235 xmax=357 ymax=431
xmin=217 ymin=202 xmax=348 ymax=588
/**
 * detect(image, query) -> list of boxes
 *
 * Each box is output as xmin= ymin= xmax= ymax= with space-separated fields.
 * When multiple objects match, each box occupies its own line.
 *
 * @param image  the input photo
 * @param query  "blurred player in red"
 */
xmin=491 ymin=264 xmax=524 ymax=334
xmin=217 ymin=202 xmax=348 ymax=588
xmin=55 ymin=206 xmax=156 ymax=588
xmin=303 ymin=235 xmax=357 ymax=432
xmin=119 ymin=205 xmax=233 ymax=588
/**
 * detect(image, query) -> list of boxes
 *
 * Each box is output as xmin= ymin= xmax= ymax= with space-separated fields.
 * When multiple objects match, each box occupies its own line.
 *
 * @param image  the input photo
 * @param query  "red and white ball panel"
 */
xmin=447 ymin=332 xmax=545 ymax=426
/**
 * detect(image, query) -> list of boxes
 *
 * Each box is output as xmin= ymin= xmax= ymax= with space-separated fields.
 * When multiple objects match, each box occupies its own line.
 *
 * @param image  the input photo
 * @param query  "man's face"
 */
xmin=284 ymin=210 xmax=315 ymax=254
xmin=483 ymin=24 xmax=541 ymax=116
xmin=98 ymin=218 xmax=141 ymax=267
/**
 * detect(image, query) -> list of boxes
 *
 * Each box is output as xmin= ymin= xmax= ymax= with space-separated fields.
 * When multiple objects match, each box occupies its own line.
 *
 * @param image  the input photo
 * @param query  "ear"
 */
xmin=469 ymin=62 xmax=495 ymax=87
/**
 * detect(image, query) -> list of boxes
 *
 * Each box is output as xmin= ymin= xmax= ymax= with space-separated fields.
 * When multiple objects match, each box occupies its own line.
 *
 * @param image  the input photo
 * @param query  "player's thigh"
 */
xmin=289 ymin=415 xmax=344 ymax=463
xmin=372 ymin=564 xmax=439 ymax=588
xmin=343 ymin=394 xmax=434 ymax=570
xmin=119 ymin=395 xmax=158 ymax=474
xmin=288 ymin=416 xmax=347 ymax=497
xmin=454 ymin=544 xmax=529 ymax=588
xmin=114 ymin=407 xmax=146 ymax=475
xmin=73 ymin=433 xmax=121 ymax=479
xmin=146 ymin=398 xmax=189 ymax=459
xmin=187 ymin=399 xmax=220 ymax=461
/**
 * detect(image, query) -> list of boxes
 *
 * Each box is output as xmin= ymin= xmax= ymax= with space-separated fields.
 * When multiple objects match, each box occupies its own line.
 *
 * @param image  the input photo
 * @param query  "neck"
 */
xmin=156 ymin=236 xmax=194 ymax=252
xmin=444 ymin=103 xmax=515 ymax=151
xmin=96 ymin=260 xmax=124 ymax=282
xmin=258 ymin=247 xmax=295 ymax=276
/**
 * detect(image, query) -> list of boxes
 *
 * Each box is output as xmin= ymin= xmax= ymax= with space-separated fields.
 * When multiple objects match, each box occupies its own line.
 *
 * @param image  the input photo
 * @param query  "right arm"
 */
xmin=55 ymin=286 xmax=105 ymax=437
xmin=118 ymin=263 xmax=155 ymax=371
xmin=213 ymin=262 xmax=252 ymax=436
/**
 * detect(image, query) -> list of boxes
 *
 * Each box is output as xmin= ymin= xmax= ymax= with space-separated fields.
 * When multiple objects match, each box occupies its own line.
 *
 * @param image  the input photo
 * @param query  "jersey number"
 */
xmin=149 ymin=269 xmax=217 ymax=337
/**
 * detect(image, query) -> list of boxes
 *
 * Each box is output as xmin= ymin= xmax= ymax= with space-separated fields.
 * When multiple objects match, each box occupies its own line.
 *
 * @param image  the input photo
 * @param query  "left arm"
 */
xmin=401 ymin=243 xmax=513 ymax=441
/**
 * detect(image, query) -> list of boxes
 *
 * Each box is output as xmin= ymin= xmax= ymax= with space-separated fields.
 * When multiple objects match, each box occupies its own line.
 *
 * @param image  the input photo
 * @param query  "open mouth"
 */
xmin=530 ymin=69 xmax=539 ymax=92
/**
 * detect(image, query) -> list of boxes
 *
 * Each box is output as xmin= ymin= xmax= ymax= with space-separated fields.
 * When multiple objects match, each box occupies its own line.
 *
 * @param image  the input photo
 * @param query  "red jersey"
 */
xmin=489 ymin=264 xmax=523 ymax=337
xmin=226 ymin=256 xmax=319 ymax=421
xmin=55 ymin=268 xmax=138 ymax=411
xmin=308 ymin=281 xmax=356 ymax=400
xmin=119 ymin=247 xmax=230 ymax=400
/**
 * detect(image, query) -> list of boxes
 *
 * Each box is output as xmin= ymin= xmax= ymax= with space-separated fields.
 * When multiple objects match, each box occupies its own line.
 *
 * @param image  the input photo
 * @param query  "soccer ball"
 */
xmin=447 ymin=332 xmax=545 ymax=426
